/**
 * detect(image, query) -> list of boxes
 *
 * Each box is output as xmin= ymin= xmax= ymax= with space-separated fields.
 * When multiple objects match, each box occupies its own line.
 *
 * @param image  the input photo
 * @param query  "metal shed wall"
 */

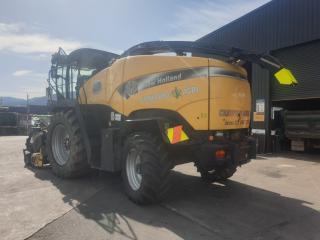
xmin=271 ymin=40 xmax=320 ymax=101
xmin=197 ymin=0 xmax=320 ymax=153
xmin=197 ymin=0 xmax=320 ymax=52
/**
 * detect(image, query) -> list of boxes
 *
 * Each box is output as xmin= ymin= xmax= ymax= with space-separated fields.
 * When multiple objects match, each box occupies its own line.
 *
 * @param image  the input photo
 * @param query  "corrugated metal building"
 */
xmin=198 ymin=0 xmax=320 ymax=153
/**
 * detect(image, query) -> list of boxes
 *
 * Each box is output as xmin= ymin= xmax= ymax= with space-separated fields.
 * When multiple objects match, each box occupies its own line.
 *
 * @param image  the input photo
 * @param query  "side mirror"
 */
xmin=274 ymin=68 xmax=298 ymax=86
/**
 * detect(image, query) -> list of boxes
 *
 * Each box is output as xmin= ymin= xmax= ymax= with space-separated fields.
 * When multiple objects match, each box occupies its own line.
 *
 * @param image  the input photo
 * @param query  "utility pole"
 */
xmin=27 ymin=93 xmax=30 ymax=135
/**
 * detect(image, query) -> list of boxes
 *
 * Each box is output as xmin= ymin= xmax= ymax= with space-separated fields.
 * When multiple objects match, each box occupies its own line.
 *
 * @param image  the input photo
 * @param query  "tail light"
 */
xmin=215 ymin=149 xmax=226 ymax=159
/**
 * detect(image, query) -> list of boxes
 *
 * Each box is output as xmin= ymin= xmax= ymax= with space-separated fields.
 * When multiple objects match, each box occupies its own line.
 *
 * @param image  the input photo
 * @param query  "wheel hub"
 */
xmin=51 ymin=124 xmax=70 ymax=166
xmin=64 ymin=137 xmax=71 ymax=151
xmin=126 ymin=149 xmax=142 ymax=191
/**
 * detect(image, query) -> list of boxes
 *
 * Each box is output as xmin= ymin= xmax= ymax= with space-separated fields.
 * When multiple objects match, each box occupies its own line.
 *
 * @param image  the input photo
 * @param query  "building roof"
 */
xmin=197 ymin=0 xmax=320 ymax=52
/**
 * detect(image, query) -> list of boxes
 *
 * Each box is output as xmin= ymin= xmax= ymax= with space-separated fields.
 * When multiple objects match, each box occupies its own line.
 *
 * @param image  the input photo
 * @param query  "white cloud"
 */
xmin=0 ymin=22 xmax=22 ymax=33
xmin=164 ymin=0 xmax=270 ymax=41
xmin=12 ymin=70 xmax=32 ymax=76
xmin=12 ymin=69 xmax=47 ymax=79
xmin=1 ymin=70 xmax=48 ymax=98
xmin=0 ymin=22 xmax=83 ymax=54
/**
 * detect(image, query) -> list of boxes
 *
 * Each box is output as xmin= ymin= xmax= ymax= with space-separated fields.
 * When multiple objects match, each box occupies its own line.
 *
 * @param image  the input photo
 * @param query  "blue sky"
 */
xmin=0 ymin=0 xmax=269 ymax=98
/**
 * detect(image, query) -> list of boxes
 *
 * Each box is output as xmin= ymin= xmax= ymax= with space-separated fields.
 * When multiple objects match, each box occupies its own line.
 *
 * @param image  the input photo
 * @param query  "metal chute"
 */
xmin=121 ymin=41 xmax=298 ymax=86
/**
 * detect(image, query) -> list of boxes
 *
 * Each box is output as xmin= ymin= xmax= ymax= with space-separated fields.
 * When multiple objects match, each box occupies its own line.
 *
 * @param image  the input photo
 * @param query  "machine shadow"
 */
xmin=28 ymin=166 xmax=320 ymax=240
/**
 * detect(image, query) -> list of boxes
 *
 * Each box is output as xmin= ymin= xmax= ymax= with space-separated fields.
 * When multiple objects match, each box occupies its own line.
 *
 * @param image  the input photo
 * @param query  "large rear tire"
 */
xmin=47 ymin=109 xmax=89 ymax=178
xmin=122 ymin=132 xmax=171 ymax=204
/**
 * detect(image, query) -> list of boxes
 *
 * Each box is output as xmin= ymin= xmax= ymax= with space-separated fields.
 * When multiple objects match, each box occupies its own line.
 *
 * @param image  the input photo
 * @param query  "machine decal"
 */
xmin=111 ymin=112 xmax=122 ymax=121
xmin=140 ymin=86 xmax=199 ymax=103
xmin=219 ymin=109 xmax=250 ymax=126
xmin=92 ymin=80 xmax=102 ymax=94
xmin=118 ymin=67 xmax=207 ymax=99
xmin=118 ymin=67 xmax=247 ymax=99
xmin=171 ymin=87 xmax=182 ymax=99
xmin=219 ymin=109 xmax=250 ymax=117
xmin=114 ymin=113 xmax=121 ymax=121
xmin=166 ymin=125 xmax=189 ymax=144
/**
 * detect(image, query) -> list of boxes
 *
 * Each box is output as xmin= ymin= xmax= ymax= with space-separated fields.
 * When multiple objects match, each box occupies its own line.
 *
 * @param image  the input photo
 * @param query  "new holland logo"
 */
xmin=140 ymin=86 xmax=199 ymax=103
xmin=171 ymin=87 xmax=182 ymax=99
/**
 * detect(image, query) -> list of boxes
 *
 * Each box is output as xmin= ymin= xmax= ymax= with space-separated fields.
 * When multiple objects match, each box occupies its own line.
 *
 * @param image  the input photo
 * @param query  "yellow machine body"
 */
xmin=41 ymin=44 xmax=296 ymax=204
xmin=78 ymin=55 xmax=251 ymax=131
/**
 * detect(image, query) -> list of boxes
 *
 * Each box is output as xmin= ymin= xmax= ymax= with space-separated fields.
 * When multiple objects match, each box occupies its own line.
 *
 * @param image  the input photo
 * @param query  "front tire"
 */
xmin=24 ymin=129 xmax=47 ymax=167
xmin=122 ymin=132 xmax=171 ymax=204
xmin=47 ymin=109 xmax=89 ymax=178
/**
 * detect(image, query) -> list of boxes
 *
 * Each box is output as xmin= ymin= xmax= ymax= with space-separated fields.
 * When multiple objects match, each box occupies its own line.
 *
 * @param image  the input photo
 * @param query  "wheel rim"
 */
xmin=126 ymin=149 xmax=142 ymax=191
xmin=51 ymin=124 xmax=70 ymax=166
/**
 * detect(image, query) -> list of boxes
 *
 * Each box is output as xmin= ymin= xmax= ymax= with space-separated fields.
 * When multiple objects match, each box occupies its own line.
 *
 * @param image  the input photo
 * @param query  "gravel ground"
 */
xmin=1 ymin=136 xmax=319 ymax=240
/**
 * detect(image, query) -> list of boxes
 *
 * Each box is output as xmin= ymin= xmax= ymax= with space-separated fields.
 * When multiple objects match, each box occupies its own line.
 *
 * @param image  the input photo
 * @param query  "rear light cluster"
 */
xmin=215 ymin=149 xmax=226 ymax=159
